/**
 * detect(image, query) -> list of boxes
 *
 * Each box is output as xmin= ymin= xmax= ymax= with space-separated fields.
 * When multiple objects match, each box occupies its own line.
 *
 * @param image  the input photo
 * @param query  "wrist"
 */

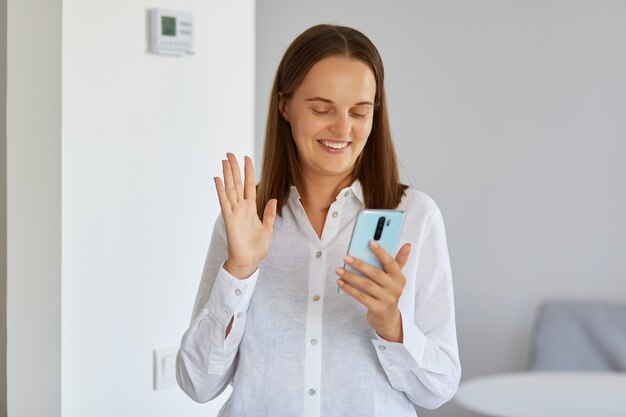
xmin=376 ymin=310 xmax=403 ymax=343
xmin=223 ymin=259 xmax=258 ymax=280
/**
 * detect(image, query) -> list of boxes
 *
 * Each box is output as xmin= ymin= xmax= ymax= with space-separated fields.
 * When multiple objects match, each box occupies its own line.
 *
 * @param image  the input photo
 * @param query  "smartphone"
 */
xmin=338 ymin=209 xmax=406 ymax=295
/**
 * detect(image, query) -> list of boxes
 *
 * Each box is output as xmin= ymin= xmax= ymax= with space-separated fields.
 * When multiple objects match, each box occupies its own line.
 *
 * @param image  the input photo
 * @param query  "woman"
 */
xmin=176 ymin=24 xmax=460 ymax=416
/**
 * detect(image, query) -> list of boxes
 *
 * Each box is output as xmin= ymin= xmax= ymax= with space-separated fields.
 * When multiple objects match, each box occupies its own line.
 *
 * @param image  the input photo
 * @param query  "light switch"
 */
xmin=154 ymin=346 xmax=178 ymax=390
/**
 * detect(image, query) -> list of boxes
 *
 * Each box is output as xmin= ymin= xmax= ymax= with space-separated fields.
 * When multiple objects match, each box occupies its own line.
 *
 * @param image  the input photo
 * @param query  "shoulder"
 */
xmin=398 ymin=187 xmax=441 ymax=217
xmin=398 ymin=187 xmax=448 ymax=243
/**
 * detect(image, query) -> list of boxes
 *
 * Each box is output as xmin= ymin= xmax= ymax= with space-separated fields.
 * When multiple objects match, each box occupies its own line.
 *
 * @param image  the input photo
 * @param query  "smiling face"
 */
xmin=279 ymin=55 xmax=377 ymax=184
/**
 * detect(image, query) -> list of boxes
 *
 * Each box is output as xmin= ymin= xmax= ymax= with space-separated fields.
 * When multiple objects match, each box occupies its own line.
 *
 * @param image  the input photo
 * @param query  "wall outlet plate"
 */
xmin=153 ymin=346 xmax=179 ymax=390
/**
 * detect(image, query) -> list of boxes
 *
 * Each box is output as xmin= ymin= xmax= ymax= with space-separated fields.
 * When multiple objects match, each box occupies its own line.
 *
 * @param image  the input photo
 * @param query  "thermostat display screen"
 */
xmin=161 ymin=16 xmax=176 ymax=36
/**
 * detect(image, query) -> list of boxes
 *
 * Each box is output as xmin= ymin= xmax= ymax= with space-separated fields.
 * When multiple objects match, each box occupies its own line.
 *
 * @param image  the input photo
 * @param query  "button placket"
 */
xmin=304 ymin=242 xmax=324 ymax=416
xmin=322 ymin=196 xmax=346 ymax=243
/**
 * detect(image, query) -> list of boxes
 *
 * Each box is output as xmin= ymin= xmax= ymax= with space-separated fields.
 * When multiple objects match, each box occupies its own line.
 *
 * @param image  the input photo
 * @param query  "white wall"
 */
xmin=62 ymin=1 xmax=255 ymax=415
xmin=7 ymin=0 xmax=254 ymax=416
xmin=6 ymin=0 xmax=62 ymax=415
xmin=256 ymin=1 xmax=626 ymax=416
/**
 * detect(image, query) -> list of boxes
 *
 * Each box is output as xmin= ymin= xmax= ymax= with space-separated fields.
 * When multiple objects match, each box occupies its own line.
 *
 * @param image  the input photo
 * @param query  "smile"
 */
xmin=317 ymin=140 xmax=351 ymax=150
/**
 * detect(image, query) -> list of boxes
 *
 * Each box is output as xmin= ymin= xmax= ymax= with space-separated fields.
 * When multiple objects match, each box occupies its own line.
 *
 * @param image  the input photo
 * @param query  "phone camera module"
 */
xmin=374 ymin=216 xmax=385 ymax=241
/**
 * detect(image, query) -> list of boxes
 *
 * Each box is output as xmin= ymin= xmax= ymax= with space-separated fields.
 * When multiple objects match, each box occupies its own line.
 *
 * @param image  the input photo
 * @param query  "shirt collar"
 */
xmin=287 ymin=179 xmax=364 ymax=206
xmin=348 ymin=180 xmax=365 ymax=205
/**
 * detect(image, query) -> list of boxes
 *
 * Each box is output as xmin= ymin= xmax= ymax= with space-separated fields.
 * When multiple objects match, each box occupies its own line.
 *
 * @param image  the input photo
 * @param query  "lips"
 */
xmin=317 ymin=139 xmax=351 ymax=150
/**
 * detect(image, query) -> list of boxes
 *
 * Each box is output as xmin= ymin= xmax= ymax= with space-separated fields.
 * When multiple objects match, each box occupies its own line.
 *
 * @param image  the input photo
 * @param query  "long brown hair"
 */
xmin=257 ymin=24 xmax=407 ymax=218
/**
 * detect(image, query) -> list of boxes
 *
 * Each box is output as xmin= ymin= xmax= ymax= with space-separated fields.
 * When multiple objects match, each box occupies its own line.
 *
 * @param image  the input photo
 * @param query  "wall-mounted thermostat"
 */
xmin=149 ymin=8 xmax=194 ymax=56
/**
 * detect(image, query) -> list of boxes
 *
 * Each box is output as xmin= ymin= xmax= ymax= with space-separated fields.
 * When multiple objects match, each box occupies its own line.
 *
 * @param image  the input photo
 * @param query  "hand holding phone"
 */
xmin=338 ymin=209 xmax=406 ymax=295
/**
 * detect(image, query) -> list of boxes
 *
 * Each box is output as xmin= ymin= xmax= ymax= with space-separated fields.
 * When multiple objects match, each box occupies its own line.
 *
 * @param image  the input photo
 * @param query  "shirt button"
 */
xmin=236 ymin=312 xmax=243 ymax=319
xmin=312 ymin=295 xmax=320 ymax=302
xmin=310 ymin=338 xmax=318 ymax=346
xmin=234 ymin=289 xmax=242 ymax=296
xmin=315 ymin=251 xmax=322 ymax=258
xmin=378 ymin=345 xmax=387 ymax=351
xmin=332 ymin=211 xmax=338 ymax=218
xmin=308 ymin=388 xmax=316 ymax=396
xmin=344 ymin=191 xmax=350 ymax=197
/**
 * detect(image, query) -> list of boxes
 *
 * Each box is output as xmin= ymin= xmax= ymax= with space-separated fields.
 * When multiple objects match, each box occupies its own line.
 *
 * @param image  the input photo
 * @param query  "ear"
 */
xmin=278 ymin=92 xmax=290 ymax=122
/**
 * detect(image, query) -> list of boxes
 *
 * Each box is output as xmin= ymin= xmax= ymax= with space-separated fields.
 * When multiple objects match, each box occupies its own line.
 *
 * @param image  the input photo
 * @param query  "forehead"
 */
xmin=294 ymin=56 xmax=376 ymax=102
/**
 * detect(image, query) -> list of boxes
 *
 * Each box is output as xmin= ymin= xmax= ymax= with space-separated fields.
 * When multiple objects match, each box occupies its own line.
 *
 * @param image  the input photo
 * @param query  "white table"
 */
xmin=454 ymin=372 xmax=626 ymax=417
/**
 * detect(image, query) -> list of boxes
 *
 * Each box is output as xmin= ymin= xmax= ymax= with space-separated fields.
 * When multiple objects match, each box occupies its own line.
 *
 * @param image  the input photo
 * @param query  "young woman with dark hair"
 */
xmin=177 ymin=24 xmax=460 ymax=417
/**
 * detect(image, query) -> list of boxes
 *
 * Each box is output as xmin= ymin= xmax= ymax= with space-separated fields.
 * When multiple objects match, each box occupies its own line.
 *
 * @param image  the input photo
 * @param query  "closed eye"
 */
xmin=312 ymin=109 xmax=331 ymax=116
xmin=350 ymin=105 xmax=372 ymax=119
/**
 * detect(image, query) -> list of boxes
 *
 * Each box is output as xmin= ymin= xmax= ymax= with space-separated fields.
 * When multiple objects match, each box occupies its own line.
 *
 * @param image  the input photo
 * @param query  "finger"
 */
xmin=337 ymin=277 xmax=384 ymax=310
xmin=343 ymin=254 xmax=392 ymax=288
xmin=368 ymin=241 xmax=403 ymax=276
xmin=243 ymin=155 xmax=256 ymax=201
xmin=336 ymin=267 xmax=393 ymax=303
xmin=226 ymin=153 xmax=244 ymax=201
xmin=262 ymin=198 xmax=277 ymax=230
xmin=222 ymin=159 xmax=238 ymax=204
xmin=214 ymin=177 xmax=233 ymax=216
xmin=394 ymin=243 xmax=412 ymax=270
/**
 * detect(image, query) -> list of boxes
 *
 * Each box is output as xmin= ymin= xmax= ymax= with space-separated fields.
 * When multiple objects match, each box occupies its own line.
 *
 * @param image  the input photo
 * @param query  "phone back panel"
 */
xmin=345 ymin=209 xmax=406 ymax=275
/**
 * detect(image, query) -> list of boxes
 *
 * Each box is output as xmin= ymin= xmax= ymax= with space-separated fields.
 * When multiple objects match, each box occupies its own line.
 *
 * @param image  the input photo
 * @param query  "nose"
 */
xmin=328 ymin=112 xmax=351 ymax=138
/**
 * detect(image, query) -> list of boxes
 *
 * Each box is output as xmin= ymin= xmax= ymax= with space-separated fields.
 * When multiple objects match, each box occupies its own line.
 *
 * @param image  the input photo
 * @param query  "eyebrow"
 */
xmin=304 ymin=97 xmax=374 ymax=106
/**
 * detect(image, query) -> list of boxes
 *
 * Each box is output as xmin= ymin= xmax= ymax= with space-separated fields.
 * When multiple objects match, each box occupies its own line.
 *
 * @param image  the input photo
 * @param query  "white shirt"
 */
xmin=176 ymin=181 xmax=461 ymax=417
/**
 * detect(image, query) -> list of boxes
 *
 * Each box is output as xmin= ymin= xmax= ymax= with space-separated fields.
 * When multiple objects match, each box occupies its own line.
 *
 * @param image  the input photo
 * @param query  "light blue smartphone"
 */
xmin=338 ymin=209 xmax=406 ymax=295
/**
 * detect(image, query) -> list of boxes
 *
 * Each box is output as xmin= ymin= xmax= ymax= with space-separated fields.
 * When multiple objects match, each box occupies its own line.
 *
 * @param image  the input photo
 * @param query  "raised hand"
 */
xmin=214 ymin=153 xmax=277 ymax=279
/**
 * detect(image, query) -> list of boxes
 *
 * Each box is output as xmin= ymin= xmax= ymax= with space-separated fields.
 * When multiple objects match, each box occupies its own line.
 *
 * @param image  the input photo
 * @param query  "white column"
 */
xmin=6 ymin=0 xmax=62 ymax=415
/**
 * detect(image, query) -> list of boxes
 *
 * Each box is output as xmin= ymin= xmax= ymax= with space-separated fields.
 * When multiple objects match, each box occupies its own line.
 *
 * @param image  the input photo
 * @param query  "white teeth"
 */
xmin=319 ymin=140 xmax=349 ymax=150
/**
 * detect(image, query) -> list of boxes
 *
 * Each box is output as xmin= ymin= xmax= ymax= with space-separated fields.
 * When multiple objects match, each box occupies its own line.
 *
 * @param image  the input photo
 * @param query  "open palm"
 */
xmin=214 ymin=153 xmax=277 ymax=279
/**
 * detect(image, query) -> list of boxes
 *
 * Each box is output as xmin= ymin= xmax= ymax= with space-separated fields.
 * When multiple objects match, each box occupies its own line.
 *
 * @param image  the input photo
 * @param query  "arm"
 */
xmin=372 ymin=207 xmax=461 ymax=409
xmin=177 ymin=154 xmax=275 ymax=403
xmin=176 ymin=216 xmax=260 ymax=403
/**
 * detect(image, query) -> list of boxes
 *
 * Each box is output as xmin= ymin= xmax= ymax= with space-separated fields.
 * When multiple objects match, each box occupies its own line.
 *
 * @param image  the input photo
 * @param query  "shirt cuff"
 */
xmin=371 ymin=309 xmax=427 ymax=374
xmin=204 ymin=262 xmax=259 ymax=374
xmin=205 ymin=262 xmax=259 ymax=322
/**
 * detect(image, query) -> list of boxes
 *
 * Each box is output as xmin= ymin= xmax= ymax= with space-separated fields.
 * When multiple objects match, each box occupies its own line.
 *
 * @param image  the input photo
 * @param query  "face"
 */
xmin=279 ymin=55 xmax=377 ymax=183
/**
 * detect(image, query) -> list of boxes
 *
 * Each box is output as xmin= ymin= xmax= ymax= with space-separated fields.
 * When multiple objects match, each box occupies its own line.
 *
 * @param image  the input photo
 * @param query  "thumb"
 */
xmin=262 ymin=198 xmax=278 ymax=230
xmin=395 ymin=243 xmax=411 ymax=270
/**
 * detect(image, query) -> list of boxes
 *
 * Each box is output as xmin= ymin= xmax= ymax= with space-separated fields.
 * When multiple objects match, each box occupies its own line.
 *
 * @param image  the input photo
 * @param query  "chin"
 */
xmin=315 ymin=163 xmax=354 ymax=178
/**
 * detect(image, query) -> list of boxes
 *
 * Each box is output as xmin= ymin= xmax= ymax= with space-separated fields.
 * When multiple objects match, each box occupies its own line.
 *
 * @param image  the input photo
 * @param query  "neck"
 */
xmin=299 ymin=172 xmax=353 ymax=212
